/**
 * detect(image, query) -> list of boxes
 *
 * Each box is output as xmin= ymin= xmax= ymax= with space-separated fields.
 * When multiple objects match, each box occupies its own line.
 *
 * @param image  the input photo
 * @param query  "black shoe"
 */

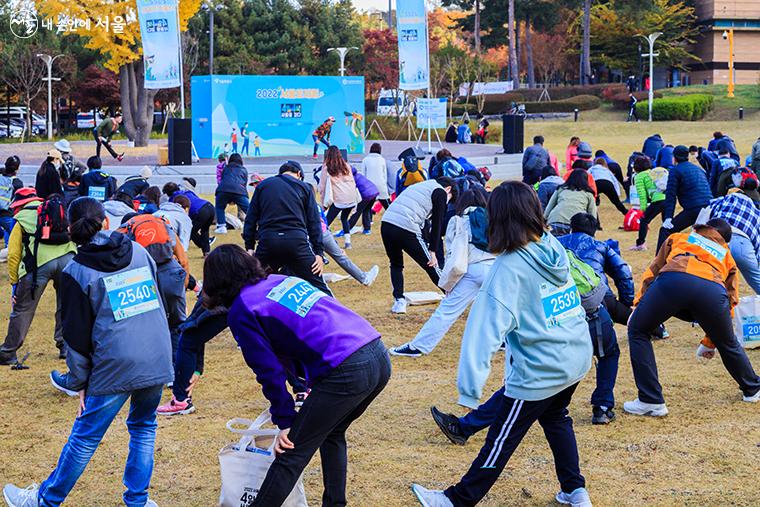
xmin=0 ymin=354 xmax=19 ymax=366
xmin=592 ymin=406 xmax=616 ymax=425
xmin=430 ymin=406 xmax=468 ymax=445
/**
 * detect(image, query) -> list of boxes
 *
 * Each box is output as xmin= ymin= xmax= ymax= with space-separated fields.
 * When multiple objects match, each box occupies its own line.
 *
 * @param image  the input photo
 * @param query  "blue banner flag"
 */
xmin=396 ymin=0 xmax=430 ymax=91
xmin=136 ymin=0 xmax=181 ymax=89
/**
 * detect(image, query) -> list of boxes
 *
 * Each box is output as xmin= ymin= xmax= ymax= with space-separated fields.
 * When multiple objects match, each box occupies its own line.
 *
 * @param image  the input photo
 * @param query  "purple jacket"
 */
xmin=228 ymin=275 xmax=380 ymax=428
xmin=352 ymin=167 xmax=379 ymax=201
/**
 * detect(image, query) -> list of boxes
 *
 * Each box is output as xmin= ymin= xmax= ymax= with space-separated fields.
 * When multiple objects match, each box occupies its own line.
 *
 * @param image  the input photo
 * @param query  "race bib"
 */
xmin=103 ymin=266 xmax=160 ymax=321
xmin=540 ymin=280 xmax=583 ymax=329
xmin=88 ymin=186 xmax=106 ymax=201
xmin=687 ymin=232 xmax=727 ymax=262
xmin=266 ymin=277 xmax=324 ymax=317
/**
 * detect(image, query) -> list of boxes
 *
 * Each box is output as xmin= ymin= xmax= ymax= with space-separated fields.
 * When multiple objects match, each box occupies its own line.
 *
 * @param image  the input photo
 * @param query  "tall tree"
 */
xmin=508 ymin=0 xmax=518 ymax=87
xmin=38 ymin=0 xmax=202 ymax=146
xmin=441 ymin=0 xmax=482 ymax=52
xmin=581 ymin=0 xmax=591 ymax=84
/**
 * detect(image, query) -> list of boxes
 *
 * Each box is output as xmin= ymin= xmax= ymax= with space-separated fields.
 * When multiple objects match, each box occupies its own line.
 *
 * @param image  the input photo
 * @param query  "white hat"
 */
xmin=140 ymin=166 xmax=153 ymax=179
xmin=54 ymin=139 xmax=72 ymax=153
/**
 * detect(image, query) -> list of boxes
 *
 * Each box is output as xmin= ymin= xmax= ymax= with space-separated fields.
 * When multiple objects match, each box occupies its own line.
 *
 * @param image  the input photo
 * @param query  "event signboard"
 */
xmin=192 ymin=75 xmax=365 ymax=159
xmin=416 ymin=98 xmax=447 ymax=129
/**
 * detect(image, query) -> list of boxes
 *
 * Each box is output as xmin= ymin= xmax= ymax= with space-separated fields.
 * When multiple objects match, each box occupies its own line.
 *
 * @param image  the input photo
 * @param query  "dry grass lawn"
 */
xmin=1 ymin=120 xmax=760 ymax=506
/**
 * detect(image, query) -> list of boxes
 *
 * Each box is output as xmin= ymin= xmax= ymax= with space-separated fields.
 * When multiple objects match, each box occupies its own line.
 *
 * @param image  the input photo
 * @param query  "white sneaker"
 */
xmin=349 ymin=226 xmax=362 ymax=235
xmin=146 ymin=499 xmax=158 ymax=507
xmin=214 ymin=225 xmax=227 ymax=234
xmin=363 ymin=265 xmax=379 ymax=286
xmin=3 ymin=483 xmax=39 ymax=507
xmin=556 ymin=487 xmax=593 ymax=507
xmin=344 ymin=234 xmax=351 ymax=250
xmin=411 ymin=484 xmax=453 ymax=507
xmin=391 ymin=298 xmax=407 ymax=314
xmin=623 ymin=398 xmax=669 ymax=417
xmin=743 ymin=390 xmax=760 ymax=403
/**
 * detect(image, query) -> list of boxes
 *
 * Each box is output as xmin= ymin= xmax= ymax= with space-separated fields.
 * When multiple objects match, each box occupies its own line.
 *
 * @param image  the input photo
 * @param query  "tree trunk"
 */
xmin=119 ymin=59 xmax=157 ymax=147
xmin=474 ymin=0 xmax=481 ymax=53
xmin=526 ymin=16 xmax=535 ymax=89
xmin=508 ymin=0 xmax=518 ymax=89
xmin=582 ymin=0 xmax=592 ymax=85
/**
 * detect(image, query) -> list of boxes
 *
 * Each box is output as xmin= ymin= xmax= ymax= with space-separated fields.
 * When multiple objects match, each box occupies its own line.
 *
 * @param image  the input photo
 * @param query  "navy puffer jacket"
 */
xmin=557 ymin=232 xmax=635 ymax=305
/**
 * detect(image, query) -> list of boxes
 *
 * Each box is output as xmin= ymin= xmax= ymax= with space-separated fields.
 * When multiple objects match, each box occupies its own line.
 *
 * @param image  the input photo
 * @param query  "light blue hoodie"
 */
xmin=457 ymin=232 xmax=592 ymax=408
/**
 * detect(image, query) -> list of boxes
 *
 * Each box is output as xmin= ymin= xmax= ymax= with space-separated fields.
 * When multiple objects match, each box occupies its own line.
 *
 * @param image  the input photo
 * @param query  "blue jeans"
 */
xmin=0 ymin=214 xmax=14 ymax=247
xmin=38 ymin=385 xmax=164 ymax=507
xmin=730 ymin=234 xmax=760 ymax=295
xmin=214 ymin=191 xmax=250 ymax=226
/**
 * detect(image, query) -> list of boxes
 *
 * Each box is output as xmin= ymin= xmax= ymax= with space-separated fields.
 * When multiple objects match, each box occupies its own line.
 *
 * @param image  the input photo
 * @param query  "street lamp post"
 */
xmin=203 ymin=1 xmax=225 ymax=75
xmin=36 ymin=53 xmax=63 ymax=140
xmin=637 ymin=32 xmax=661 ymax=122
xmin=722 ymin=29 xmax=735 ymax=98
xmin=327 ymin=47 xmax=358 ymax=76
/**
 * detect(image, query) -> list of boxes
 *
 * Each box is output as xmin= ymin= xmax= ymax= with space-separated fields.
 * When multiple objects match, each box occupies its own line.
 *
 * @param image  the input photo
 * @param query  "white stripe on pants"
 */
xmin=410 ymin=261 xmax=493 ymax=354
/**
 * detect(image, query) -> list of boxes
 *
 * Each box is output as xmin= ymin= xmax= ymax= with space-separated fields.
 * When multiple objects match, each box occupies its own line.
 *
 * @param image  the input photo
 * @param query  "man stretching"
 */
xmin=93 ymin=112 xmax=124 ymax=161
xmin=312 ymin=116 xmax=335 ymax=159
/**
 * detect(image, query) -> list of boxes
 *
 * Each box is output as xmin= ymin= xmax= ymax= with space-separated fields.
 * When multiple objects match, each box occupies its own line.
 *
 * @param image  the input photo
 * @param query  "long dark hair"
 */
xmin=455 ymin=189 xmax=487 ymax=215
xmin=324 ymin=146 xmax=349 ymax=177
xmin=562 ymin=169 xmax=594 ymax=194
xmin=487 ymin=181 xmax=546 ymax=254
xmin=203 ymin=244 xmax=269 ymax=308
xmin=68 ymin=197 xmax=106 ymax=244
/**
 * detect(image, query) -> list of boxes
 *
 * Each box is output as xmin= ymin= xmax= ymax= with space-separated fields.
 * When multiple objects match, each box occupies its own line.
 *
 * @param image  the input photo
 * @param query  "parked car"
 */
xmin=0 ymin=120 xmax=24 ymax=138
xmin=77 ymin=111 xmax=103 ymax=129
xmin=0 ymin=107 xmax=46 ymax=135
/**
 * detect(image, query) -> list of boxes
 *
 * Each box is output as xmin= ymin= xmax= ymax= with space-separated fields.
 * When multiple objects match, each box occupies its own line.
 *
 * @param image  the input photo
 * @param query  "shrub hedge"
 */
xmin=635 ymin=94 xmax=714 ymax=121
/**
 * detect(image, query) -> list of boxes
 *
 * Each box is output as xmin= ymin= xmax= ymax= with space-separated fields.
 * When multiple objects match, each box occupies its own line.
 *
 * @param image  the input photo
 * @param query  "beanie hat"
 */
xmin=673 ymin=145 xmax=689 ymax=162
xmin=140 ymin=166 xmax=153 ymax=179
xmin=577 ymin=142 xmax=593 ymax=159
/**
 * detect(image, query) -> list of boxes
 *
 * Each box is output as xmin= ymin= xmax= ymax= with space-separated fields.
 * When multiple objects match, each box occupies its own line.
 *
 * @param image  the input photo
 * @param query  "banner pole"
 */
xmin=176 ymin=0 xmax=185 ymax=119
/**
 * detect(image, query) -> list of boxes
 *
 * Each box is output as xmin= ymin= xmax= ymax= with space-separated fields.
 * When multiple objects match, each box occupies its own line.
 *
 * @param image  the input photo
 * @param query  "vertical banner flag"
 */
xmin=396 ymin=0 xmax=430 ymax=91
xmin=136 ymin=0 xmax=181 ymax=89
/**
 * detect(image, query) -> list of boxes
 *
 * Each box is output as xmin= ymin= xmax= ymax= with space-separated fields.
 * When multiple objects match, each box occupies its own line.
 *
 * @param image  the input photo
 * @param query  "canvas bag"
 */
xmin=438 ymin=216 xmax=468 ymax=292
xmin=219 ymin=410 xmax=308 ymax=507
xmin=733 ymin=295 xmax=760 ymax=349
xmin=322 ymin=176 xmax=334 ymax=208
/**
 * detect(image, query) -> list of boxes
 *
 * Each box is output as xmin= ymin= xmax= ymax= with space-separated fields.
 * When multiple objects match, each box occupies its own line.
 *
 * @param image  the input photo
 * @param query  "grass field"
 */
xmin=1 ymin=120 xmax=760 ymax=506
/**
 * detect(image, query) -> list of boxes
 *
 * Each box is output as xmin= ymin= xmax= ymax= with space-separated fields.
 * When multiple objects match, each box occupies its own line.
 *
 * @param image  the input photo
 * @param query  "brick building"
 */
xmin=688 ymin=0 xmax=760 ymax=85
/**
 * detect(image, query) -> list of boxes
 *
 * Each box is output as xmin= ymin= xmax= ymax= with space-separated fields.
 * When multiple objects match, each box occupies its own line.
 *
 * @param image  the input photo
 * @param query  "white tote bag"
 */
xmin=322 ymin=176 xmax=334 ymax=209
xmin=218 ymin=411 xmax=309 ymax=507
xmin=438 ymin=216 xmax=469 ymax=292
xmin=733 ymin=295 xmax=760 ymax=349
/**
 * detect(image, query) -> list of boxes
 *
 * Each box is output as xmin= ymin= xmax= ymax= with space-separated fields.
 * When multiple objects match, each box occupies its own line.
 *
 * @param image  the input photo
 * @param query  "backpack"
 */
xmin=565 ymin=249 xmax=606 ymax=314
xmin=118 ymin=214 xmax=175 ymax=265
xmin=21 ymin=195 xmax=70 ymax=299
xmin=467 ymin=207 xmax=489 ymax=251
xmin=623 ymin=208 xmax=644 ymax=231
xmin=0 ymin=175 xmax=15 ymax=211
xmin=395 ymin=156 xmax=426 ymax=194
xmin=649 ymin=167 xmax=669 ymax=193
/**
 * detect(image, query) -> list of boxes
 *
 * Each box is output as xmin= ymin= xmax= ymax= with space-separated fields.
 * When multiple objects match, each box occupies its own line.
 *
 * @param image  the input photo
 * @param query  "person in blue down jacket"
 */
xmin=558 ymin=213 xmax=635 ymax=326
xmin=2 ymin=197 xmax=172 ymax=507
xmin=641 ymin=134 xmax=664 ymax=161
xmin=658 ymin=145 xmax=713 ymax=251
xmin=654 ymin=144 xmax=675 ymax=170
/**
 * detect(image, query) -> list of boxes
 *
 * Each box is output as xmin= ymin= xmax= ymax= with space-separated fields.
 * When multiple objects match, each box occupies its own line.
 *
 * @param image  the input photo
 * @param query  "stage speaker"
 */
xmin=501 ymin=114 xmax=524 ymax=154
xmin=168 ymin=118 xmax=192 ymax=166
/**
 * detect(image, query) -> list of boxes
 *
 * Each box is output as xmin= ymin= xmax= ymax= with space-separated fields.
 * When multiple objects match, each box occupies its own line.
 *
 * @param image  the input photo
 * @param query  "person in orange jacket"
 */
xmin=624 ymin=218 xmax=760 ymax=417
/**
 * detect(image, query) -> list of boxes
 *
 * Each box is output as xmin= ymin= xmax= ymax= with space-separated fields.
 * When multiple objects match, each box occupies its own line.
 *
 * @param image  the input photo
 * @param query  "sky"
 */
xmin=352 ymin=0 xmax=392 ymax=12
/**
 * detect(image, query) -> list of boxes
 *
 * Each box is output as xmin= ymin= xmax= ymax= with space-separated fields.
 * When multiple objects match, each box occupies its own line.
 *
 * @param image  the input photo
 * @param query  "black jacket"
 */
xmin=216 ymin=162 xmax=248 ymax=196
xmin=117 ymin=176 xmax=150 ymax=199
xmin=80 ymin=170 xmax=117 ymax=201
xmin=242 ymin=174 xmax=323 ymax=255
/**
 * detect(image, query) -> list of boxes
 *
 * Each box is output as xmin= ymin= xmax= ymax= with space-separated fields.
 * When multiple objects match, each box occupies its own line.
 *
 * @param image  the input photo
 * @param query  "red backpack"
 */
xmin=117 ymin=214 xmax=176 ymax=264
xmin=623 ymin=208 xmax=644 ymax=232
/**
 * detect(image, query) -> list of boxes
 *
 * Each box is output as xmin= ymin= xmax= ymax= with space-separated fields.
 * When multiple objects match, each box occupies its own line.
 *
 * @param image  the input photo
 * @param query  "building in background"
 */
xmin=689 ymin=0 xmax=760 ymax=85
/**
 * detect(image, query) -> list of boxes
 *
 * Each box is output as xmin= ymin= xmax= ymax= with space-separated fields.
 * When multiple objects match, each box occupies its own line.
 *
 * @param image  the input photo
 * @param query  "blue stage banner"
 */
xmin=192 ymin=75 xmax=365 ymax=159
xmin=136 ymin=0 xmax=181 ymax=89
xmin=396 ymin=0 xmax=430 ymax=91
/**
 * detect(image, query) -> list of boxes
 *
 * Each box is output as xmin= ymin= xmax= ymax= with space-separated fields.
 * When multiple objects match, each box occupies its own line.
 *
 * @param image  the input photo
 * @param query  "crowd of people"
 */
xmin=1 ymin=129 xmax=760 ymax=507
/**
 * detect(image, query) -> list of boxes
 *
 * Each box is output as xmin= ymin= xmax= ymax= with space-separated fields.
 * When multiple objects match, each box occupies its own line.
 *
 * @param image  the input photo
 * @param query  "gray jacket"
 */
xmin=59 ymin=231 xmax=173 ymax=396
xmin=154 ymin=202 xmax=192 ymax=250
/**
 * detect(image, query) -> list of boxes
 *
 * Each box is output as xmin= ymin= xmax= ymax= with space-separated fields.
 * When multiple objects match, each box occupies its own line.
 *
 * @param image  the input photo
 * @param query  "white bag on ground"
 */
xmin=438 ymin=216 xmax=468 ymax=292
xmin=219 ymin=411 xmax=308 ymax=507
xmin=733 ymin=295 xmax=760 ymax=349
xmin=225 ymin=213 xmax=244 ymax=230
xmin=404 ymin=291 xmax=445 ymax=305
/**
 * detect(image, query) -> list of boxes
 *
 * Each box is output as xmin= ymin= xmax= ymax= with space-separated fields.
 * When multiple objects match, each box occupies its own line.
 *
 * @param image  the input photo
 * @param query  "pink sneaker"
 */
xmin=157 ymin=397 xmax=196 ymax=416
xmin=628 ymin=243 xmax=647 ymax=251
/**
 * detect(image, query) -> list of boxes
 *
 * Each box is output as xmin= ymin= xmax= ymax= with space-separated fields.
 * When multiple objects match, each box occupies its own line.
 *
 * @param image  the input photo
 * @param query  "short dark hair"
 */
xmin=436 ymin=176 xmax=455 ymax=189
xmin=172 ymin=194 xmax=191 ymax=210
xmin=540 ymin=165 xmax=558 ymax=180
xmin=68 ymin=197 xmax=105 ymax=244
xmin=571 ymin=159 xmax=591 ymax=171
xmin=143 ymin=186 xmax=161 ymax=206
xmin=228 ymin=153 xmax=243 ymax=166
xmin=689 ymin=145 xmax=699 ymax=153
xmin=217 ymin=154 xmax=227 ymax=163
xmin=203 ymin=244 xmax=269 ymax=307
xmin=633 ymin=156 xmax=652 ymax=173
xmin=713 ymin=131 xmax=723 ymax=139
xmin=570 ymin=212 xmax=598 ymax=236
xmin=697 ymin=218 xmax=731 ymax=243
xmin=436 ymin=148 xmax=453 ymax=161
xmin=563 ymin=169 xmax=594 ymax=194
xmin=162 ymin=182 xmax=180 ymax=196
xmin=370 ymin=142 xmax=382 ymax=154
xmin=534 ymin=135 xmax=544 ymax=145
xmin=113 ymin=191 xmax=135 ymax=208
xmin=86 ymin=156 xmax=102 ymax=170
xmin=4 ymin=156 xmax=20 ymax=176
xmin=279 ymin=161 xmax=304 ymax=179
xmin=455 ymin=189 xmax=487 ymax=215
xmin=741 ymin=177 xmax=759 ymax=191
xmin=487 ymin=181 xmax=545 ymax=254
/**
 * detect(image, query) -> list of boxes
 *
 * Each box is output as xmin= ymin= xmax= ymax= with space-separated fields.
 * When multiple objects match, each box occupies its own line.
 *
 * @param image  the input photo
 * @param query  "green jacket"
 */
xmin=95 ymin=118 xmax=118 ymax=140
xmin=634 ymin=171 xmax=665 ymax=212
xmin=10 ymin=202 xmax=77 ymax=281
